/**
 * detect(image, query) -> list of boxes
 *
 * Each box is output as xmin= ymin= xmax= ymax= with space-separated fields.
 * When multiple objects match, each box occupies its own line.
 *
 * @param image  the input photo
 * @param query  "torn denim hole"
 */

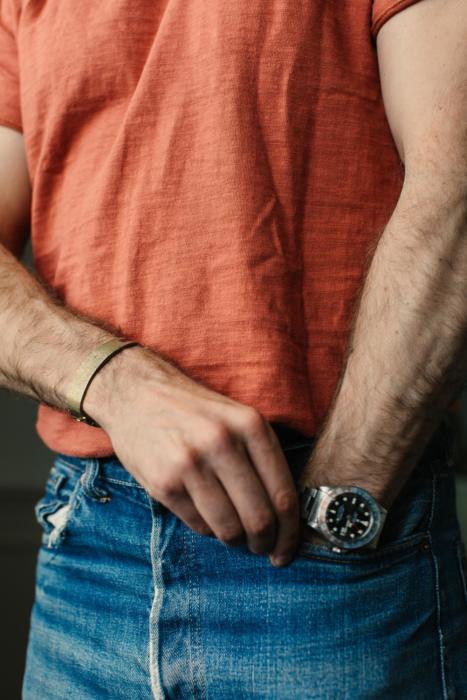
xmin=45 ymin=503 xmax=72 ymax=548
xmin=37 ymin=472 xmax=84 ymax=550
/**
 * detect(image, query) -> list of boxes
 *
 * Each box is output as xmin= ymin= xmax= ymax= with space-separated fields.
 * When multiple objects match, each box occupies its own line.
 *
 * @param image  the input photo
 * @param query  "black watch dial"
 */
xmin=325 ymin=492 xmax=373 ymax=543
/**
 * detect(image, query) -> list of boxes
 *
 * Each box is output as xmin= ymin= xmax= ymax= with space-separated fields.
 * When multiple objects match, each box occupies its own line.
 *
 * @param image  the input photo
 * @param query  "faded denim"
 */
xmin=23 ymin=418 xmax=467 ymax=699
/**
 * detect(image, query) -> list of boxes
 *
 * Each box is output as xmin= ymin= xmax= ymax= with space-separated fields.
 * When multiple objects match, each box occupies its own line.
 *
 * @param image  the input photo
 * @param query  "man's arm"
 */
xmin=299 ymin=0 xmax=467 ymax=511
xmin=0 ymin=126 xmax=145 ymax=412
xmin=0 ymin=126 xmax=30 ymax=258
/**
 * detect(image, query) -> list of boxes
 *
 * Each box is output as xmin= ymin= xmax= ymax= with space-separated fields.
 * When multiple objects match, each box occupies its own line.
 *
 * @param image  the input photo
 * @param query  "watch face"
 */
xmin=325 ymin=493 xmax=372 ymax=542
xmin=319 ymin=487 xmax=380 ymax=549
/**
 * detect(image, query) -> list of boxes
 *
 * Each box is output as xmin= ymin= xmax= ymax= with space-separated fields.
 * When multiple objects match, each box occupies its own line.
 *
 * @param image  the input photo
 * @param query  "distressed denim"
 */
xmin=23 ymin=419 xmax=467 ymax=699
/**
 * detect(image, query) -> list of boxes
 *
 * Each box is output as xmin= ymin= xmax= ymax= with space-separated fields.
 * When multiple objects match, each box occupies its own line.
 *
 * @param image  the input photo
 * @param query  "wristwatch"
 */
xmin=298 ymin=485 xmax=388 ymax=552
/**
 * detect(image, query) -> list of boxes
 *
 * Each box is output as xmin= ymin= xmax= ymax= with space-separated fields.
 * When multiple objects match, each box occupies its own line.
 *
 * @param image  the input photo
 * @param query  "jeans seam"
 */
xmin=56 ymin=457 xmax=145 ymax=490
xmin=428 ymin=465 xmax=449 ymax=700
xmin=187 ymin=529 xmax=207 ymax=700
xmin=148 ymin=498 xmax=165 ymax=700
xmin=54 ymin=457 xmax=87 ymax=472
xmin=80 ymin=458 xmax=111 ymax=502
xmin=100 ymin=476 xmax=145 ymax=490
xmin=186 ymin=527 xmax=197 ymax=698
xmin=429 ymin=534 xmax=449 ymax=700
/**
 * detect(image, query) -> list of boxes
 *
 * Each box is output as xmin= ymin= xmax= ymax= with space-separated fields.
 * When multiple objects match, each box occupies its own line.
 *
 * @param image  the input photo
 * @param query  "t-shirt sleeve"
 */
xmin=0 ymin=0 xmax=22 ymax=131
xmin=371 ymin=0 xmax=425 ymax=40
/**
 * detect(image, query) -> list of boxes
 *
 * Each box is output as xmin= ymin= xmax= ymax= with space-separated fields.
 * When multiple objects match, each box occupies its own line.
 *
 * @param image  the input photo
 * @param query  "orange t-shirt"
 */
xmin=0 ymin=0 xmax=439 ymax=458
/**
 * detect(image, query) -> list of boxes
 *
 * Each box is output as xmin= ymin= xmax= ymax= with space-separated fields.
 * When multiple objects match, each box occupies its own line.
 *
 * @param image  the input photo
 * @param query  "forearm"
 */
xmin=302 ymin=185 xmax=467 ymax=506
xmin=0 ymin=242 xmax=167 ymax=419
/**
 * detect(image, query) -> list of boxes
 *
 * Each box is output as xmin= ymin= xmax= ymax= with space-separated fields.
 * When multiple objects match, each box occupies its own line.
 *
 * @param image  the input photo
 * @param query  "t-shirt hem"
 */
xmin=36 ymin=403 xmax=317 ymax=459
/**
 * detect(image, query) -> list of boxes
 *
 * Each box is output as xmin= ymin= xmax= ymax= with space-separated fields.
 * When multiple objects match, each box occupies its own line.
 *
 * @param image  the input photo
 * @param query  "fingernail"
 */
xmin=270 ymin=555 xmax=292 ymax=567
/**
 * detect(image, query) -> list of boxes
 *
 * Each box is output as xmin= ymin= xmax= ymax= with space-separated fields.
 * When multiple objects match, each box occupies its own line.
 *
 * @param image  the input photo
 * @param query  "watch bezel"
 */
xmin=315 ymin=485 xmax=381 ymax=549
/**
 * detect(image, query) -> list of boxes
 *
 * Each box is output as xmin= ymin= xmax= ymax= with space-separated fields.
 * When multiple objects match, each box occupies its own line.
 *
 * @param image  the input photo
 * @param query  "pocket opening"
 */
xmin=296 ymin=530 xmax=430 ymax=566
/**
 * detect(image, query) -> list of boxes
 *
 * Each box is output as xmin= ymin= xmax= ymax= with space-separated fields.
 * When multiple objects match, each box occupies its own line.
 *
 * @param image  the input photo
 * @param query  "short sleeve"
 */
xmin=0 ymin=0 xmax=22 ymax=131
xmin=371 ymin=0 xmax=425 ymax=40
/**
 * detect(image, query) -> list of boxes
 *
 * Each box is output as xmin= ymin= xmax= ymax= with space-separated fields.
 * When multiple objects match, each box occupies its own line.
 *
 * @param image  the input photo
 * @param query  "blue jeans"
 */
xmin=23 ymin=419 xmax=467 ymax=699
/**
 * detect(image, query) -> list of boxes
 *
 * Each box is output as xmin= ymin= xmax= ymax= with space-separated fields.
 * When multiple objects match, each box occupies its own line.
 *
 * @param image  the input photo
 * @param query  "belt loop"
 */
xmin=80 ymin=458 xmax=111 ymax=502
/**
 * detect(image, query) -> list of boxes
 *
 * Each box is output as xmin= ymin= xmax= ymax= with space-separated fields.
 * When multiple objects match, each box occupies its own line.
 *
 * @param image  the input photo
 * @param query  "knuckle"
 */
xmin=248 ymin=512 xmax=275 ymax=538
xmin=274 ymin=489 xmax=297 ymax=515
xmin=174 ymin=451 xmax=199 ymax=478
xmin=205 ymin=422 xmax=233 ymax=453
xmin=194 ymin=522 xmax=214 ymax=537
xmin=156 ymin=477 xmax=183 ymax=500
xmin=217 ymin=525 xmax=244 ymax=545
xmin=241 ymin=407 xmax=265 ymax=435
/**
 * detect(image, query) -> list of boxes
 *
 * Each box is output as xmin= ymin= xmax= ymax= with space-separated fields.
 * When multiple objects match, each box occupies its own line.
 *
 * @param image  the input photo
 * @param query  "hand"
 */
xmin=83 ymin=345 xmax=300 ymax=567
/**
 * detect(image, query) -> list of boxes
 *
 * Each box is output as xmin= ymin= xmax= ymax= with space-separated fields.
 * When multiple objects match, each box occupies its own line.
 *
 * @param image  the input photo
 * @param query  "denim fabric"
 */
xmin=23 ymin=419 xmax=467 ymax=699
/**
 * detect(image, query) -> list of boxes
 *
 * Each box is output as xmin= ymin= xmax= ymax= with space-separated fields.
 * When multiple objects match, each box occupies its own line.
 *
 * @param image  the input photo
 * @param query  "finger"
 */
xmin=158 ymin=485 xmax=217 ymax=539
xmin=211 ymin=438 xmax=277 ymax=555
xmin=242 ymin=419 xmax=300 ymax=564
xmin=182 ymin=462 xmax=247 ymax=548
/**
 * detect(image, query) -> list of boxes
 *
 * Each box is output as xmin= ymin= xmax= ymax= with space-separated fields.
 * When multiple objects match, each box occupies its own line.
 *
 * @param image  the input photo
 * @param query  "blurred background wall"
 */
xmin=1 ymin=240 xmax=467 ymax=698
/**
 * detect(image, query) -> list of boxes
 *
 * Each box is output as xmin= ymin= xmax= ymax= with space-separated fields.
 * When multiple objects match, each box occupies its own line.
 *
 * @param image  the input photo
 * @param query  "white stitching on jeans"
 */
xmin=429 ymin=535 xmax=449 ymax=700
xmin=148 ymin=498 xmax=165 ymax=700
xmin=54 ymin=457 xmax=86 ymax=472
xmin=189 ymin=529 xmax=207 ymax=700
xmin=427 ymin=467 xmax=449 ymax=700
xmin=55 ymin=457 xmax=145 ymax=490
xmin=98 ymin=477 xmax=145 ymax=490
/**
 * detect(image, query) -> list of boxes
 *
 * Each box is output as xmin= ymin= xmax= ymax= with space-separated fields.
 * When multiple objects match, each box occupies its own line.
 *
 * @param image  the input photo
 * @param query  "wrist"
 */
xmin=299 ymin=470 xmax=394 ymax=511
xmin=298 ymin=449 xmax=395 ymax=511
xmin=80 ymin=343 xmax=169 ymax=430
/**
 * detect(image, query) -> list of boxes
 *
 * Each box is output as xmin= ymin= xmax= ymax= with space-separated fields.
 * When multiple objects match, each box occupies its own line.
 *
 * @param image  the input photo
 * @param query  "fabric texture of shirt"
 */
xmin=0 ymin=0 xmax=440 ymax=458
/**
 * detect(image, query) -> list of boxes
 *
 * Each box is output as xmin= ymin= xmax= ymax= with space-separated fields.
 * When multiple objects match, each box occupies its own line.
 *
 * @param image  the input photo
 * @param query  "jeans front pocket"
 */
xmin=296 ymin=456 xmax=435 ymax=566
